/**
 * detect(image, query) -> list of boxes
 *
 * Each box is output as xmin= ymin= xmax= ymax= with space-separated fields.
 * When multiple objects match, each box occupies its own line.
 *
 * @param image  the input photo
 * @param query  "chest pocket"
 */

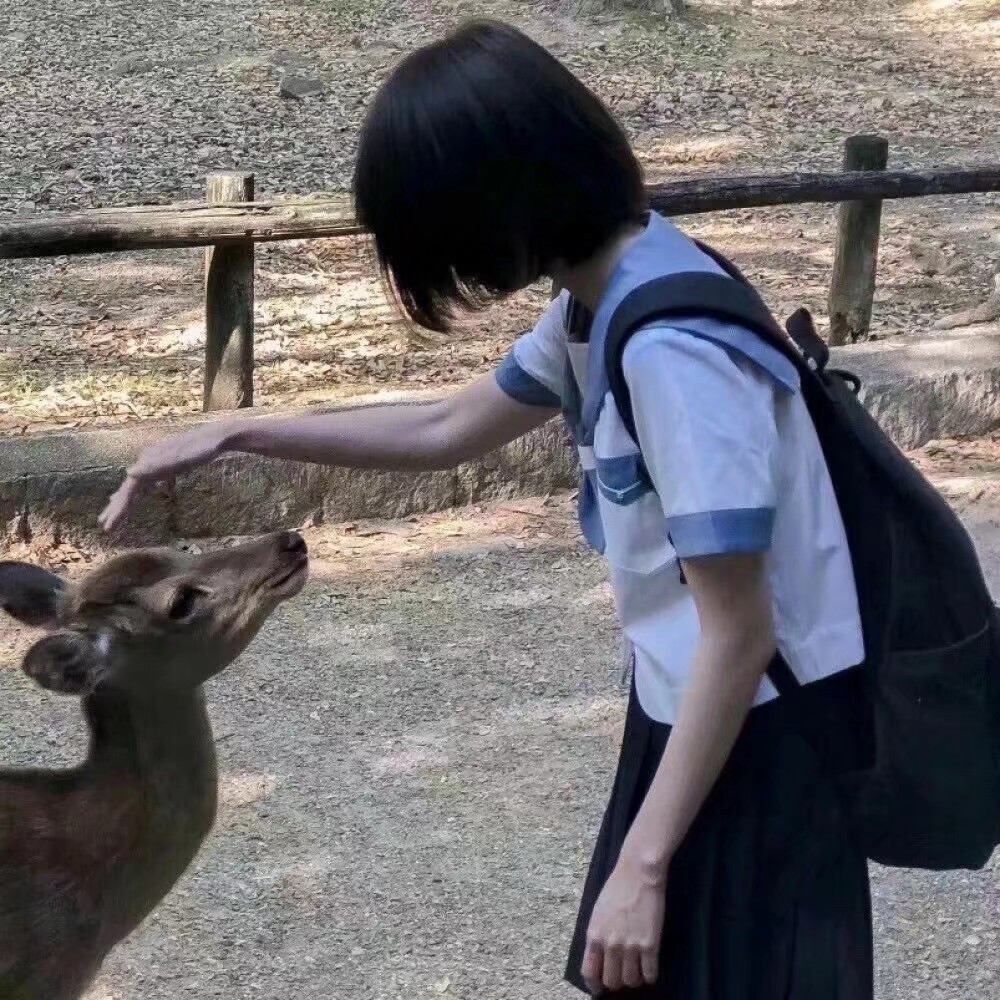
xmin=590 ymin=397 xmax=676 ymax=575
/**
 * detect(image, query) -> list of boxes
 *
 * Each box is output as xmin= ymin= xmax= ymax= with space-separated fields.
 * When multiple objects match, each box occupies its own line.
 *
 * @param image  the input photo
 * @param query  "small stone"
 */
xmin=964 ymin=934 xmax=982 ymax=947
xmin=279 ymin=74 xmax=324 ymax=99
xmin=112 ymin=55 xmax=154 ymax=76
xmin=270 ymin=48 xmax=308 ymax=70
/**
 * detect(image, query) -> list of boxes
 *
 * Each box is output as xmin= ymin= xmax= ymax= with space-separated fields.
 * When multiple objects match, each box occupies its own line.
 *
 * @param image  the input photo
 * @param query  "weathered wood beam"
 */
xmin=645 ymin=165 xmax=1000 ymax=217
xmin=204 ymin=172 xmax=255 ymax=411
xmin=828 ymin=135 xmax=890 ymax=345
xmin=1 ymin=166 xmax=998 ymax=259
xmin=0 ymin=195 xmax=361 ymax=259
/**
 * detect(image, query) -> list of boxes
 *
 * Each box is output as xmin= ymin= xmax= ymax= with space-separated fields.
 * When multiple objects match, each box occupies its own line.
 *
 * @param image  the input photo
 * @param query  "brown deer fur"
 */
xmin=0 ymin=532 xmax=308 ymax=1000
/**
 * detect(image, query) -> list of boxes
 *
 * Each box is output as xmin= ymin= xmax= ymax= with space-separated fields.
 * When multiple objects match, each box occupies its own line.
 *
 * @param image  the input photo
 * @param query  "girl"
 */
xmin=101 ymin=20 xmax=872 ymax=999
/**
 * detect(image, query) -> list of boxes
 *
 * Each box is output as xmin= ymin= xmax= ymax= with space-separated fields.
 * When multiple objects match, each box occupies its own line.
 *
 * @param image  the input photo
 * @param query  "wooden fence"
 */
xmin=2 ymin=134 xmax=998 ymax=410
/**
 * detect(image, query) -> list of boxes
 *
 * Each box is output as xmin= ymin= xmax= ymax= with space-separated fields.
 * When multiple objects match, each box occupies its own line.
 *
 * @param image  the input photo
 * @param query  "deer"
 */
xmin=0 ymin=531 xmax=309 ymax=1000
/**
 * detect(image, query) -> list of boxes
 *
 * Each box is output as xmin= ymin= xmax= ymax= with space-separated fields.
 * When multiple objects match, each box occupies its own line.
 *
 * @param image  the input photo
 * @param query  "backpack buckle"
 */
xmin=785 ymin=308 xmax=830 ymax=372
xmin=829 ymin=368 xmax=862 ymax=395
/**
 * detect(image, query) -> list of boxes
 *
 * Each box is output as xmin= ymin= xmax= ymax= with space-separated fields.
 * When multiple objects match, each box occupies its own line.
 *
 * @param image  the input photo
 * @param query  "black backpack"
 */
xmin=603 ymin=242 xmax=1000 ymax=872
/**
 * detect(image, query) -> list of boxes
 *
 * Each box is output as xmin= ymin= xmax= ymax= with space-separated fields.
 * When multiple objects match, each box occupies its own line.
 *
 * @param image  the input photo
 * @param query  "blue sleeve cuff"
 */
xmin=666 ymin=507 xmax=775 ymax=559
xmin=495 ymin=352 xmax=561 ymax=408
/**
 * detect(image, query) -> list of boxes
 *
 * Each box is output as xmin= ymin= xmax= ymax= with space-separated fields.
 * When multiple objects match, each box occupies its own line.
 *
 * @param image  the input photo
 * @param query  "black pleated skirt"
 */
xmin=565 ymin=667 xmax=873 ymax=1000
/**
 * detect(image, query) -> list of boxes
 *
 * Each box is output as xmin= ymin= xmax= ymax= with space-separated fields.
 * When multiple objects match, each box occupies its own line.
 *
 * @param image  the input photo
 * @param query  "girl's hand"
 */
xmin=581 ymin=853 xmax=665 ymax=994
xmin=99 ymin=423 xmax=233 ymax=532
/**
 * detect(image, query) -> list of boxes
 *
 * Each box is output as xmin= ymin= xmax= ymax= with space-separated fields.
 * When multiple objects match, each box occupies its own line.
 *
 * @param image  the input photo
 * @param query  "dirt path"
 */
xmin=1 ymin=0 xmax=998 ymax=434
xmin=1 ymin=490 xmax=997 ymax=1000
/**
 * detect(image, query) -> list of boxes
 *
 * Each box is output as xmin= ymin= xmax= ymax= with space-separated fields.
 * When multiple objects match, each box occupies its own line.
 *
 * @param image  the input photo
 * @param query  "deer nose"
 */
xmin=280 ymin=531 xmax=307 ymax=556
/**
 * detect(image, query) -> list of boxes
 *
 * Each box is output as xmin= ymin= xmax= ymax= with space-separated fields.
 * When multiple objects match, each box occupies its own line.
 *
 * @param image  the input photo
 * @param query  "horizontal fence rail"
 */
xmin=1 ymin=140 xmax=997 ymax=413
xmin=2 ymin=165 xmax=998 ymax=260
xmin=0 ymin=195 xmax=361 ymax=260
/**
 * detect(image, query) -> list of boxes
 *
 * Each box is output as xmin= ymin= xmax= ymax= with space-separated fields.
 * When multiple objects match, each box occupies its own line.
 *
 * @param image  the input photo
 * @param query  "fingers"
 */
xmin=601 ymin=944 xmax=624 ymax=993
xmin=98 ymin=477 xmax=140 ymax=533
xmin=583 ymin=940 xmax=659 ymax=995
xmin=581 ymin=938 xmax=604 ymax=996
xmin=99 ymin=428 xmax=222 ymax=532
xmin=582 ymin=940 xmax=631 ymax=995
xmin=640 ymin=945 xmax=659 ymax=986
xmin=621 ymin=949 xmax=643 ymax=989
xmin=97 ymin=492 xmax=124 ymax=533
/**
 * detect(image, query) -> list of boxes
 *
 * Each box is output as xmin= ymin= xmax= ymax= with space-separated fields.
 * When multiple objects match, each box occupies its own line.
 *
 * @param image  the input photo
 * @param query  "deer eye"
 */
xmin=168 ymin=586 xmax=202 ymax=622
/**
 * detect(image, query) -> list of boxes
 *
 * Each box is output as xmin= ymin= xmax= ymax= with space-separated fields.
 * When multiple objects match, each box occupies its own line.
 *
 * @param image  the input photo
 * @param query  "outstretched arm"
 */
xmin=100 ymin=374 xmax=555 ymax=531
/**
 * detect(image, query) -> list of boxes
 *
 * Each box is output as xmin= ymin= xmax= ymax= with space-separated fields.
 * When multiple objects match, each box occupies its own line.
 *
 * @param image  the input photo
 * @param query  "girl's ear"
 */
xmin=0 ymin=562 xmax=66 ymax=627
xmin=22 ymin=631 xmax=104 ymax=696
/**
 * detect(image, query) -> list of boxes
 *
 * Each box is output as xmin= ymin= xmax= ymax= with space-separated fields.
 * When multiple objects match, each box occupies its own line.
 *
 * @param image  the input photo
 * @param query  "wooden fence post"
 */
xmin=204 ymin=172 xmax=255 ymax=410
xmin=828 ymin=135 xmax=889 ymax=346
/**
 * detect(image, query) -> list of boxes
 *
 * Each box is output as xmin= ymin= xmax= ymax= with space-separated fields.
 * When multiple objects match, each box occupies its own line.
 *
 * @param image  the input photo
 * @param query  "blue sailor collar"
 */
xmin=577 ymin=212 xmax=799 ymax=442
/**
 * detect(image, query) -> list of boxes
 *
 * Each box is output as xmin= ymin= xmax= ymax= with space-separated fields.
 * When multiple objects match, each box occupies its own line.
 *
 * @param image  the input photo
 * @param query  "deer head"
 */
xmin=0 ymin=532 xmax=308 ymax=698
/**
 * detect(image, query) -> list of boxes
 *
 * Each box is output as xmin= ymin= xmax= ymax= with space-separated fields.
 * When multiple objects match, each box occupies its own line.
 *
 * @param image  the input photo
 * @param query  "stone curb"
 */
xmin=3 ymin=332 xmax=999 ymax=548
xmin=0 ymin=391 xmax=578 ymax=549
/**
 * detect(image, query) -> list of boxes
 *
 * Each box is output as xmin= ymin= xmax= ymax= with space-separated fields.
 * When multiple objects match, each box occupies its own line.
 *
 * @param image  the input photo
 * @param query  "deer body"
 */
xmin=0 ymin=533 xmax=308 ymax=1000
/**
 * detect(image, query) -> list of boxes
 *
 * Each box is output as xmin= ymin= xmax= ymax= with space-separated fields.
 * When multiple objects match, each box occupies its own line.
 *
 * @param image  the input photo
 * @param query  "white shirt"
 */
xmin=496 ymin=230 xmax=864 ymax=724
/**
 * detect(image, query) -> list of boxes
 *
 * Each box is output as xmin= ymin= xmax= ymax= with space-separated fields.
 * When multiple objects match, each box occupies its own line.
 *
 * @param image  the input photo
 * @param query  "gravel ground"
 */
xmin=1 ymin=491 xmax=997 ymax=1000
xmin=1 ymin=2 xmax=999 ymax=994
xmin=1 ymin=0 xmax=998 ymax=433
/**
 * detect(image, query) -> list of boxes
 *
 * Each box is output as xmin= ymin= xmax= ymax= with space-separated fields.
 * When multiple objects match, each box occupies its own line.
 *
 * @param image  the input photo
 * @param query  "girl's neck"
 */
xmin=549 ymin=221 xmax=645 ymax=312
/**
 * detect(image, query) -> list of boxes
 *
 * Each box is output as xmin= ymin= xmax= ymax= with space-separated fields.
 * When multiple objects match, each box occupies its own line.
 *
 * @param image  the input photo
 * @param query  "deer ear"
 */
xmin=0 ymin=562 xmax=66 ymax=627
xmin=22 ymin=631 xmax=104 ymax=695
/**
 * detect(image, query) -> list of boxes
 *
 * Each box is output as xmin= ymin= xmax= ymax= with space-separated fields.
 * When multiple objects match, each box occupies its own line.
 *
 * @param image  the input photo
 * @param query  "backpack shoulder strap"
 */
xmin=605 ymin=269 xmax=797 ymax=443
xmin=693 ymin=239 xmax=831 ymax=371
xmin=601 ymin=252 xmax=814 ymax=699
xmin=604 ymin=239 xmax=838 ymax=443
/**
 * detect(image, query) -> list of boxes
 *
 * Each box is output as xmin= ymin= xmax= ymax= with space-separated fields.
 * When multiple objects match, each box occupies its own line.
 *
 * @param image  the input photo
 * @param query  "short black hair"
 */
xmin=353 ymin=19 xmax=646 ymax=331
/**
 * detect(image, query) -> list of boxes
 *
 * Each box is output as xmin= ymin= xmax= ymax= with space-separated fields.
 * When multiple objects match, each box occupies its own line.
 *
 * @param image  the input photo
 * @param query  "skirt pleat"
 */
xmin=565 ymin=668 xmax=873 ymax=1000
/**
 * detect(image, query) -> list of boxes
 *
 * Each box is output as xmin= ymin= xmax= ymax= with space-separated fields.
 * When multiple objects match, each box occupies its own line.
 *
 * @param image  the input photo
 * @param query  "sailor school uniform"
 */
xmin=495 ymin=213 xmax=874 ymax=1000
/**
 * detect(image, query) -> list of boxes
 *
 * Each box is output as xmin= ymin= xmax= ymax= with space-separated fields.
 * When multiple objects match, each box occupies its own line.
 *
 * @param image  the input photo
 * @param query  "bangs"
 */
xmin=353 ymin=19 xmax=646 ymax=331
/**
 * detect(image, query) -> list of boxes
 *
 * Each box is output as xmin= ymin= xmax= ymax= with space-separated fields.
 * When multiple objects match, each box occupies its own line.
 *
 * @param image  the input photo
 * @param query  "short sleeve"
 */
xmin=621 ymin=326 xmax=779 ymax=559
xmin=494 ymin=293 xmax=567 ymax=408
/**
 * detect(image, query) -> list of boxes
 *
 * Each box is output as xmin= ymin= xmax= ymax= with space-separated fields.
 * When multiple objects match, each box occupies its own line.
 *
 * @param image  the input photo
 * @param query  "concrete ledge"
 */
xmin=3 ymin=331 xmax=1000 ymax=547
xmin=831 ymin=330 xmax=1000 ymax=450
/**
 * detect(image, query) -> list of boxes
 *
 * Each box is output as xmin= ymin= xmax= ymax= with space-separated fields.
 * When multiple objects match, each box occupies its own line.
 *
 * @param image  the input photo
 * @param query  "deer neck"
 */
xmin=86 ymin=685 xmax=219 ymax=833
xmin=82 ymin=686 xmax=219 ymax=931
xmin=88 ymin=684 xmax=216 ymax=796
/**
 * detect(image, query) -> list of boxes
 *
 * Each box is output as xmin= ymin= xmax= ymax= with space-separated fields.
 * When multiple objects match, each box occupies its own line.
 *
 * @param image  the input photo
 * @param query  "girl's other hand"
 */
xmin=581 ymin=853 xmax=665 ymax=995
